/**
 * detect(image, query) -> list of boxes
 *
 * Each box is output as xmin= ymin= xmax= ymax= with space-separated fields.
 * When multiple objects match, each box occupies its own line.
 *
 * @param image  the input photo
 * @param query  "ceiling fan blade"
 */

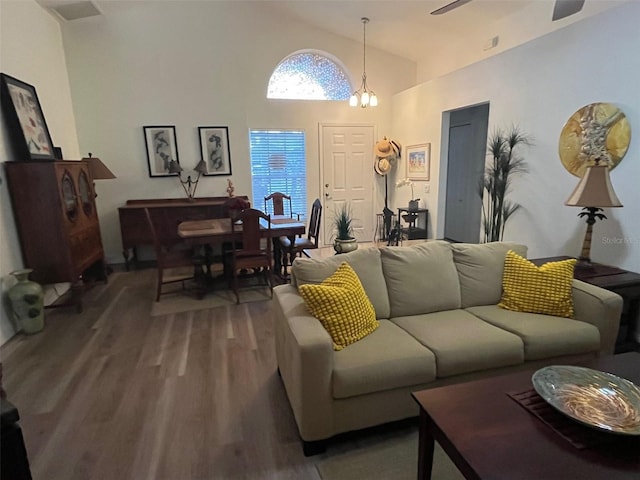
xmin=430 ymin=0 xmax=473 ymax=16
xmin=552 ymin=0 xmax=585 ymax=21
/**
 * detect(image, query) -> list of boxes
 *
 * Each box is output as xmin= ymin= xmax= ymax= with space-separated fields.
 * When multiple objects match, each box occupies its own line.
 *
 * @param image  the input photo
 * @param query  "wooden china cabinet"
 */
xmin=4 ymin=160 xmax=107 ymax=311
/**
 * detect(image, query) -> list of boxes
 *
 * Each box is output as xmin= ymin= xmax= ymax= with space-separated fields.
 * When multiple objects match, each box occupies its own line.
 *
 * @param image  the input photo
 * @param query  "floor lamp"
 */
xmin=565 ymin=158 xmax=622 ymax=266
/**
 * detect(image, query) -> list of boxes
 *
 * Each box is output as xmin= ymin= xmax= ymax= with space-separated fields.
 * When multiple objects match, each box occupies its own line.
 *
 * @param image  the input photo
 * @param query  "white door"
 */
xmin=321 ymin=124 xmax=375 ymax=245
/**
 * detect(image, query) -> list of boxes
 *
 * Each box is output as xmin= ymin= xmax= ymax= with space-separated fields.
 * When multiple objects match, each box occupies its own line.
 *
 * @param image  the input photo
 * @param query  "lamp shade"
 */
xmin=194 ymin=159 xmax=208 ymax=175
xmin=565 ymin=163 xmax=622 ymax=208
xmin=167 ymin=160 xmax=183 ymax=174
xmin=83 ymin=156 xmax=116 ymax=179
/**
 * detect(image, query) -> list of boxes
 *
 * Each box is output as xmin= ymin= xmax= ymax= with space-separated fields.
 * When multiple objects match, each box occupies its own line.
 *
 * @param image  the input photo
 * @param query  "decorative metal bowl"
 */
xmin=532 ymin=365 xmax=640 ymax=435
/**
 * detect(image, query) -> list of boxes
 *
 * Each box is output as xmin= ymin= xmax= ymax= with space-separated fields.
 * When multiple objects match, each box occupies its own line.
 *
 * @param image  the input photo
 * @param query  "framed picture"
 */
xmin=198 ymin=126 xmax=232 ymax=176
xmin=143 ymin=126 xmax=179 ymax=177
xmin=406 ymin=143 xmax=431 ymax=181
xmin=0 ymin=73 xmax=55 ymax=160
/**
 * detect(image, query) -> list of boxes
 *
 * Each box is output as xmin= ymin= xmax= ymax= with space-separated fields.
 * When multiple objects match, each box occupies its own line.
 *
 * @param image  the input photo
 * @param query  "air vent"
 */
xmin=52 ymin=1 xmax=101 ymax=21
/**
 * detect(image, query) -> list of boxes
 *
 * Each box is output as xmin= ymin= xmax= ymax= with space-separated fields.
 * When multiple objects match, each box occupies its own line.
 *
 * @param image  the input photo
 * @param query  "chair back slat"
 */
xmin=264 ymin=192 xmax=292 ymax=217
xmin=228 ymin=208 xmax=273 ymax=303
xmin=231 ymin=208 xmax=272 ymax=254
xmin=144 ymin=208 xmax=181 ymax=254
xmin=144 ymin=207 xmax=196 ymax=301
xmin=307 ymin=199 xmax=323 ymax=247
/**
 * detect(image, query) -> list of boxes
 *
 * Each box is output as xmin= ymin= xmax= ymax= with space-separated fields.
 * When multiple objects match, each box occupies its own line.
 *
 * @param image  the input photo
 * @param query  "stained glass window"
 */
xmin=267 ymin=51 xmax=351 ymax=101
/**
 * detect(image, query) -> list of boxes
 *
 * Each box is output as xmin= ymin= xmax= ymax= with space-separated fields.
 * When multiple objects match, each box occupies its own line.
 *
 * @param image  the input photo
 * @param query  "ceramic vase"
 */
xmin=408 ymin=200 xmax=419 ymax=211
xmin=334 ymin=238 xmax=358 ymax=254
xmin=8 ymin=269 xmax=44 ymax=334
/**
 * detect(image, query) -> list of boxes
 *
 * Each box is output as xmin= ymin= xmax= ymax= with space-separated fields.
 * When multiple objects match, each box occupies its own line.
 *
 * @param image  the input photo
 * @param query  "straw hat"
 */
xmin=374 ymin=137 xmax=395 ymax=158
xmin=390 ymin=139 xmax=402 ymax=158
xmin=374 ymin=157 xmax=392 ymax=176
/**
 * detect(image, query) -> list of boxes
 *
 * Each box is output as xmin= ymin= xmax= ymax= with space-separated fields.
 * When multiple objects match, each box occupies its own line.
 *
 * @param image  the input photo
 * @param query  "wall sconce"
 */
xmin=168 ymin=159 xmax=208 ymax=201
xmin=83 ymin=152 xmax=116 ymax=197
xmin=565 ymin=158 xmax=623 ymax=265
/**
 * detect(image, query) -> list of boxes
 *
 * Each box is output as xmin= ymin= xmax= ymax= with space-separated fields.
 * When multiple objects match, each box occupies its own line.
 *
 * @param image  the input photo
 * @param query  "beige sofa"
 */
xmin=273 ymin=241 xmax=623 ymax=454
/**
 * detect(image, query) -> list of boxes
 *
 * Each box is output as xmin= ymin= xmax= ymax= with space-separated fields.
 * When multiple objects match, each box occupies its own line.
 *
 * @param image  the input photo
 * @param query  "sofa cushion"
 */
xmin=391 ymin=309 xmax=524 ymax=378
xmin=466 ymin=305 xmax=600 ymax=360
xmin=291 ymin=247 xmax=390 ymax=319
xmin=380 ymin=241 xmax=461 ymax=317
xmin=499 ymin=251 xmax=576 ymax=318
xmin=332 ymin=320 xmax=437 ymax=399
xmin=451 ymin=242 xmax=528 ymax=308
xmin=299 ymin=262 xmax=379 ymax=351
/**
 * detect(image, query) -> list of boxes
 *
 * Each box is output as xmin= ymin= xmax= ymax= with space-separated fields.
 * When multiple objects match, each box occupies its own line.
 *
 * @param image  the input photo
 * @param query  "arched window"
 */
xmin=267 ymin=50 xmax=351 ymax=101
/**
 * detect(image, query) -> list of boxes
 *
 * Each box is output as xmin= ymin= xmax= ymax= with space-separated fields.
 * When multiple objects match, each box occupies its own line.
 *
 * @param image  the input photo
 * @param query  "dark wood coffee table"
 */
xmin=412 ymin=353 xmax=640 ymax=480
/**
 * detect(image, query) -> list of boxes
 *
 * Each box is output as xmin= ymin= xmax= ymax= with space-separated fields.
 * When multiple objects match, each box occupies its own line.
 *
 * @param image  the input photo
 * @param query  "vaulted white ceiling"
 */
xmin=37 ymin=0 xmax=629 ymax=81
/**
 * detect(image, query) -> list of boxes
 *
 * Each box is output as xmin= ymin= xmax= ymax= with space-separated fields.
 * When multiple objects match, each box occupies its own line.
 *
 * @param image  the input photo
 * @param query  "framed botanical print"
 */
xmin=0 ymin=73 xmax=55 ymax=160
xmin=143 ymin=126 xmax=179 ymax=177
xmin=406 ymin=143 xmax=431 ymax=181
xmin=198 ymin=126 xmax=232 ymax=176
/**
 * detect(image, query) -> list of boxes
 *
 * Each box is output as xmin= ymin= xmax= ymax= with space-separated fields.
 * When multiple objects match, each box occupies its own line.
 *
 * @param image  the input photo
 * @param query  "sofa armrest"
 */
xmin=572 ymin=279 xmax=623 ymax=354
xmin=273 ymin=284 xmax=335 ymax=441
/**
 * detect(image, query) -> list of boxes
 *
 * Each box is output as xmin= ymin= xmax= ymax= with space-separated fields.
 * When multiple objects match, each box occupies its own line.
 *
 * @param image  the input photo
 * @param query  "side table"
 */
xmin=397 ymin=207 xmax=428 ymax=240
xmin=531 ymin=257 xmax=640 ymax=353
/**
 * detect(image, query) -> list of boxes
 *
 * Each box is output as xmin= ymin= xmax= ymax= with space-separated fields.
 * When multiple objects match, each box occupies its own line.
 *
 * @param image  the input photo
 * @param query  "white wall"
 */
xmin=60 ymin=1 xmax=417 ymax=264
xmin=415 ymin=0 xmax=630 ymax=83
xmin=0 ymin=0 xmax=80 ymax=344
xmin=392 ymin=2 xmax=640 ymax=271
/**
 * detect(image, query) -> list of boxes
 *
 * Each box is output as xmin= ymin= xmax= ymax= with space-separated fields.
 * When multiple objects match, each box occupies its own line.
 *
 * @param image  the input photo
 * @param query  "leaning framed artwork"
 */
xmin=0 ymin=73 xmax=55 ymax=160
xmin=198 ymin=126 xmax=232 ymax=176
xmin=406 ymin=143 xmax=430 ymax=181
xmin=143 ymin=126 xmax=179 ymax=177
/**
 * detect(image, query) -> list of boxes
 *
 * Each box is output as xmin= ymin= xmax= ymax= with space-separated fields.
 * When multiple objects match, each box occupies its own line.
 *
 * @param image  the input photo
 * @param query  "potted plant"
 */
xmin=478 ymin=126 xmax=532 ymax=242
xmin=396 ymin=178 xmax=420 ymax=211
xmin=333 ymin=203 xmax=358 ymax=254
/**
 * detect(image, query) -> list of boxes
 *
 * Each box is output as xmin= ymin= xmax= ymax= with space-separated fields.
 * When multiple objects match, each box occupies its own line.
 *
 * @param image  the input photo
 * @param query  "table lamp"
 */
xmin=168 ymin=159 xmax=208 ymax=201
xmin=565 ymin=158 xmax=622 ymax=265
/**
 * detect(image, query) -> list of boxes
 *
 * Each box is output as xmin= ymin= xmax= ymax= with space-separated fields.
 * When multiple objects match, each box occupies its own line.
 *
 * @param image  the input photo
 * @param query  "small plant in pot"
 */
xmin=333 ymin=203 xmax=358 ymax=254
xmin=396 ymin=178 xmax=420 ymax=211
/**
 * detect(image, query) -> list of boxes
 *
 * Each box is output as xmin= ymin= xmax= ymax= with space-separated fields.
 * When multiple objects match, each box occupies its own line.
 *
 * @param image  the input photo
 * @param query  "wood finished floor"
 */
xmin=1 ymin=268 xmax=322 ymax=479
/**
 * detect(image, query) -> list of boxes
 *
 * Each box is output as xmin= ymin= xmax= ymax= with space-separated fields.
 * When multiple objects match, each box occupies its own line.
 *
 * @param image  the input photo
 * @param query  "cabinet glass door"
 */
xmin=61 ymin=170 xmax=78 ymax=222
xmin=78 ymin=170 xmax=93 ymax=217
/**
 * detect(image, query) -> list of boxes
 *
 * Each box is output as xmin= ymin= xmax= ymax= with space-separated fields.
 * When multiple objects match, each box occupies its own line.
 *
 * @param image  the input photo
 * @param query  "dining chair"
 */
xmin=279 ymin=198 xmax=322 ymax=276
xmin=144 ymin=208 xmax=202 ymax=301
xmin=264 ymin=192 xmax=293 ymax=218
xmin=228 ymin=208 xmax=274 ymax=303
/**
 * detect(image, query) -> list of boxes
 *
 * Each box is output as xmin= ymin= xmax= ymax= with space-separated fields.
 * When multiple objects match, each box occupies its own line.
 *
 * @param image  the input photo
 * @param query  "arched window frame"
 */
xmin=267 ymin=49 xmax=353 ymax=101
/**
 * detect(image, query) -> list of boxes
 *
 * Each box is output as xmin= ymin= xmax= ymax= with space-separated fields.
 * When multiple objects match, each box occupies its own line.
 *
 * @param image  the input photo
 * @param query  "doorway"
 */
xmin=443 ymin=104 xmax=489 ymax=243
xmin=320 ymin=124 xmax=375 ymax=245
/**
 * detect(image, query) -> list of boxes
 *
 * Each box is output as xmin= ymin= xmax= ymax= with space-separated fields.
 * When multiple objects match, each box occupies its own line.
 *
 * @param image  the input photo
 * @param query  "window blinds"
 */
xmin=249 ymin=130 xmax=307 ymax=219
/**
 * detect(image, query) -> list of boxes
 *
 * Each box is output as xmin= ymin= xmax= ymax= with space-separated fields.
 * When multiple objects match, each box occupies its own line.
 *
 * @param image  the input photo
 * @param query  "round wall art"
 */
xmin=558 ymin=102 xmax=631 ymax=177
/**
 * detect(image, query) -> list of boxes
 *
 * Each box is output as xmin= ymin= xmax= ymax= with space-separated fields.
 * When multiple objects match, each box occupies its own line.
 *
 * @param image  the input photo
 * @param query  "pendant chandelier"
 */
xmin=349 ymin=17 xmax=378 ymax=108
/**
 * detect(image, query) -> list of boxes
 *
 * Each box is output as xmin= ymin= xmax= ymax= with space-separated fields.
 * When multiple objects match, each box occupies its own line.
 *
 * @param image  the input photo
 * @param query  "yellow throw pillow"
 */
xmin=499 ymin=250 xmax=576 ymax=318
xmin=299 ymin=262 xmax=379 ymax=350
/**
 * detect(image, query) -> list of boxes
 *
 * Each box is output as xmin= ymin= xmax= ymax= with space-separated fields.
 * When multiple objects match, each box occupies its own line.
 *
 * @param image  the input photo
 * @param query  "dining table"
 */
xmin=177 ymin=215 xmax=306 ymax=280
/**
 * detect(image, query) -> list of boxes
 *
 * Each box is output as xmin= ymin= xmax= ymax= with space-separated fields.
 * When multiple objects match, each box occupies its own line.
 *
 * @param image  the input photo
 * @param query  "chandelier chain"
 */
xmin=362 ymin=17 xmax=368 ymax=76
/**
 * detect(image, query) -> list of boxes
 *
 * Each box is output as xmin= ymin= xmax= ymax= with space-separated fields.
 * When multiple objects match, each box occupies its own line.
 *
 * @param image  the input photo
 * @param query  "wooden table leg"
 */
xmin=417 ymin=408 xmax=435 ymax=480
xmin=282 ymin=235 xmax=296 ymax=280
xmin=273 ymin=240 xmax=283 ymax=278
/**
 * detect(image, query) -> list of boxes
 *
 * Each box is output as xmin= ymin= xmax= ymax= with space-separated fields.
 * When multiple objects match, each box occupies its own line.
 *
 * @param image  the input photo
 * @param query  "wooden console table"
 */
xmin=118 ymin=196 xmax=248 ymax=269
xmin=532 ymin=256 xmax=640 ymax=353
